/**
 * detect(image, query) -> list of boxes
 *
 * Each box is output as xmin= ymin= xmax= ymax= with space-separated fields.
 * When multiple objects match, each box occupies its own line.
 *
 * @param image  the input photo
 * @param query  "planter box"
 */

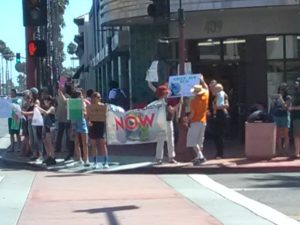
xmin=245 ymin=122 xmax=276 ymax=160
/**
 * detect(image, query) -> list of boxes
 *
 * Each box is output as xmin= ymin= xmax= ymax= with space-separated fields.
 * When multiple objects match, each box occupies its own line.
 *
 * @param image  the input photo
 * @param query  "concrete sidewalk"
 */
xmin=1 ymin=138 xmax=300 ymax=173
xmin=14 ymin=172 xmax=294 ymax=225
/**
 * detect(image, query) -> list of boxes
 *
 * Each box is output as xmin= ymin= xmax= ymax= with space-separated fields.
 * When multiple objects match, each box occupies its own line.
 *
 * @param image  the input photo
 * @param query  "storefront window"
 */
xmin=266 ymin=36 xmax=284 ymax=59
xmin=198 ymin=39 xmax=221 ymax=60
xmin=223 ymin=38 xmax=246 ymax=60
xmin=286 ymin=35 xmax=300 ymax=59
xmin=267 ymin=61 xmax=284 ymax=106
xmin=286 ymin=61 xmax=300 ymax=87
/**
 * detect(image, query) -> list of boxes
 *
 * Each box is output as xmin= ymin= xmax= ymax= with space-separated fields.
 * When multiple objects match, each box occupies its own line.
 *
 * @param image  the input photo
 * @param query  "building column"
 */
xmin=244 ymin=35 xmax=268 ymax=107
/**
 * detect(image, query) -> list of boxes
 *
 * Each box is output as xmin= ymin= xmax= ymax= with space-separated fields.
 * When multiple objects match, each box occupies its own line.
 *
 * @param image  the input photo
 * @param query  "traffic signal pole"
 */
xmin=175 ymin=0 xmax=194 ymax=161
xmin=25 ymin=26 xmax=37 ymax=88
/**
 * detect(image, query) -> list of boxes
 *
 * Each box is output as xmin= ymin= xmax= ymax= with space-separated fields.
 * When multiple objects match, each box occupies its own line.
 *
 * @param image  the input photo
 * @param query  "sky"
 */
xmin=0 ymin=0 xmax=91 ymax=84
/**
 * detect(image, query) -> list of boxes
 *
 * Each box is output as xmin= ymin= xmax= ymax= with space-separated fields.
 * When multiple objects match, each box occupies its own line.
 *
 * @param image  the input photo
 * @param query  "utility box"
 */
xmin=245 ymin=122 xmax=276 ymax=159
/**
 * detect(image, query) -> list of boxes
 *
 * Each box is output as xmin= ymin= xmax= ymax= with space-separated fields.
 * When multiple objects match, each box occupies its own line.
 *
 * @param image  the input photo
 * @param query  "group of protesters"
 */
xmin=7 ymin=80 xmax=111 ymax=169
xmin=150 ymin=73 xmax=229 ymax=166
xmin=14 ymin=72 xmax=300 ymax=168
xmin=5 ymin=73 xmax=231 ymax=168
xmin=270 ymin=79 xmax=300 ymax=159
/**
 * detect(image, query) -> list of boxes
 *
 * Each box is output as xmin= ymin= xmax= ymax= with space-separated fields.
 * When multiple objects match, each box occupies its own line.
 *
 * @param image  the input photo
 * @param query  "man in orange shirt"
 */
xmin=187 ymin=75 xmax=209 ymax=166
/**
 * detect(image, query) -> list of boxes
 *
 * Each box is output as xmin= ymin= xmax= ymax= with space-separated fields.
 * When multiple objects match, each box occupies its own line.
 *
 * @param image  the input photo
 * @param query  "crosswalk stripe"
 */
xmin=190 ymin=174 xmax=300 ymax=225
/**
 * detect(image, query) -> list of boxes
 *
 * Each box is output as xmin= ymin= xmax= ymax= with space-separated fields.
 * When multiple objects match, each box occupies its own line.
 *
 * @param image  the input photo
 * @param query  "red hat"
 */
xmin=156 ymin=85 xmax=170 ymax=98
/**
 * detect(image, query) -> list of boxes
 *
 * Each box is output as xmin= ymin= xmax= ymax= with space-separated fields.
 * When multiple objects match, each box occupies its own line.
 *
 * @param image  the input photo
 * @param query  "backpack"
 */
xmin=111 ymin=88 xmax=127 ymax=110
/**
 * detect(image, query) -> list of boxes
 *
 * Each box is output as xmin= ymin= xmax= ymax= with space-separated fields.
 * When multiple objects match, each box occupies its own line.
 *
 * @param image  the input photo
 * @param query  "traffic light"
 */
xmin=147 ymin=0 xmax=170 ymax=19
xmin=16 ymin=53 xmax=21 ymax=63
xmin=22 ymin=0 xmax=47 ymax=27
xmin=27 ymin=40 xmax=47 ymax=57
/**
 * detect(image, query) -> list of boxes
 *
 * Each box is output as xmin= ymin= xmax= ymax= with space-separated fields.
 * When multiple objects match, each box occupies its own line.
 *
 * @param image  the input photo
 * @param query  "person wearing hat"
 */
xmin=186 ymin=75 xmax=209 ymax=166
xmin=155 ymin=84 xmax=180 ymax=164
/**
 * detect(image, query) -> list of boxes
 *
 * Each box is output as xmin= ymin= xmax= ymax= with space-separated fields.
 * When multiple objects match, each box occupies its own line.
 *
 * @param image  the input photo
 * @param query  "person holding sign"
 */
xmin=60 ymin=89 xmax=90 ymax=167
xmin=155 ymin=85 xmax=181 ymax=164
xmin=86 ymin=92 xmax=109 ymax=169
xmin=186 ymin=76 xmax=209 ymax=166
xmin=8 ymin=89 xmax=22 ymax=152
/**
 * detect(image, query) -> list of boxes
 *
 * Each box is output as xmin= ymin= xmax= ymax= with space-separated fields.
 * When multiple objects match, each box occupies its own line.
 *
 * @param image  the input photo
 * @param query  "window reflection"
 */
xmin=286 ymin=35 xmax=300 ymax=59
xmin=266 ymin=36 xmax=284 ymax=59
xmin=223 ymin=38 xmax=246 ymax=60
xmin=198 ymin=39 xmax=221 ymax=60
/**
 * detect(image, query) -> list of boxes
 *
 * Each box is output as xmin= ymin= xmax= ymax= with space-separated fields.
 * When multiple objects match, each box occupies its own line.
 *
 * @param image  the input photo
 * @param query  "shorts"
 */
xmin=8 ymin=118 xmax=21 ymax=135
xmin=88 ymin=121 xmax=105 ymax=139
xmin=186 ymin=122 xmax=206 ymax=148
xmin=75 ymin=119 xmax=88 ymax=134
xmin=273 ymin=116 xmax=289 ymax=128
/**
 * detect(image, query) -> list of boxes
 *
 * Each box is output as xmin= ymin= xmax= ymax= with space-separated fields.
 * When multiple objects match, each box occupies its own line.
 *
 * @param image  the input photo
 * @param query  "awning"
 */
xmin=72 ymin=64 xmax=84 ymax=79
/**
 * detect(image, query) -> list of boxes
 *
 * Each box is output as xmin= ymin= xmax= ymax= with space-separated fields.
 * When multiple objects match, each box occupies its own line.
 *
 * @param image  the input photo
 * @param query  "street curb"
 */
xmin=2 ymin=153 xmax=300 ymax=174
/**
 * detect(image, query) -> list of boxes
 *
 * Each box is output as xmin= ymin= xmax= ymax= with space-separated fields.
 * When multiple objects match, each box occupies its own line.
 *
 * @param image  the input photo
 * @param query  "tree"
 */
xmin=17 ymin=74 xmax=26 ymax=91
xmin=67 ymin=42 xmax=77 ymax=55
xmin=48 ymin=0 xmax=69 ymax=87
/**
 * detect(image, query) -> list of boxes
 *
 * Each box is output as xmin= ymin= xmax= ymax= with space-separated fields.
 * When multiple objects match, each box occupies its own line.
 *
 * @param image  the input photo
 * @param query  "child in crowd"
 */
xmin=86 ymin=92 xmax=109 ymax=169
xmin=213 ymin=83 xmax=228 ymax=117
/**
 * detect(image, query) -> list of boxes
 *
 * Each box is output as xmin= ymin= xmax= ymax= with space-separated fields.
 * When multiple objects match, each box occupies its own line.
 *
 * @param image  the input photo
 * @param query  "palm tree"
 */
xmin=48 ymin=0 xmax=69 ymax=88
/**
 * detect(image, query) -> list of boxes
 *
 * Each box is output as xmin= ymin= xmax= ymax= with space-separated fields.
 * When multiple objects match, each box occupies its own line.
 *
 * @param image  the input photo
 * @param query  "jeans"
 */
xmin=55 ymin=122 xmax=71 ymax=152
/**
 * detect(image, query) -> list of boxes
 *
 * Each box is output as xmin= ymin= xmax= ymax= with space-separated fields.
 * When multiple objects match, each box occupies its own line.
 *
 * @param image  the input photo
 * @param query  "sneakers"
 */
xmin=103 ymin=163 xmax=109 ymax=169
xmin=156 ymin=159 xmax=163 ymax=165
xmin=192 ymin=158 xmax=206 ymax=166
xmin=168 ymin=158 xmax=178 ymax=164
xmin=84 ymin=161 xmax=90 ymax=167
xmin=64 ymin=154 xmax=73 ymax=162
xmin=46 ymin=158 xmax=56 ymax=166
xmin=92 ymin=163 xmax=99 ymax=169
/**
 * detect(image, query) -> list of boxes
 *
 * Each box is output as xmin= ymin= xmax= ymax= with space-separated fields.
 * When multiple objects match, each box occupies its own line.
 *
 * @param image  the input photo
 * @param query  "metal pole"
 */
xmin=178 ymin=0 xmax=185 ymax=75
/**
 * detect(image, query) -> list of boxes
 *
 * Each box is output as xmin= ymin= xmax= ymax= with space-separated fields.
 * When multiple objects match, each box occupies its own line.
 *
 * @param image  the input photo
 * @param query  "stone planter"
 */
xmin=245 ymin=122 xmax=276 ymax=160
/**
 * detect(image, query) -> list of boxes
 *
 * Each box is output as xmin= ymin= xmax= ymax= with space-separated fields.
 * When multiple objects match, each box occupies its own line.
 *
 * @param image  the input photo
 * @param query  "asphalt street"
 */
xmin=211 ymin=173 xmax=300 ymax=221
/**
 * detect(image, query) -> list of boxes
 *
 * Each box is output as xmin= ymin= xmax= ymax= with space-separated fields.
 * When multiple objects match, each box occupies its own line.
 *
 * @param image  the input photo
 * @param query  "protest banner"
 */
xmin=67 ymin=98 xmax=83 ymax=121
xmin=106 ymin=102 xmax=167 ymax=145
xmin=168 ymin=74 xmax=201 ymax=97
xmin=0 ymin=98 xmax=12 ymax=118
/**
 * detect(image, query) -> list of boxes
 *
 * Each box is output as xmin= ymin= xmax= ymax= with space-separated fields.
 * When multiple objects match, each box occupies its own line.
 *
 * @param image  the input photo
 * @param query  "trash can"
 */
xmin=245 ymin=122 xmax=276 ymax=159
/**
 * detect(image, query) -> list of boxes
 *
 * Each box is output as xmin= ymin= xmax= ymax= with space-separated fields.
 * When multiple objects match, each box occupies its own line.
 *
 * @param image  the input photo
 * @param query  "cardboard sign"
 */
xmin=87 ymin=104 xmax=106 ymax=122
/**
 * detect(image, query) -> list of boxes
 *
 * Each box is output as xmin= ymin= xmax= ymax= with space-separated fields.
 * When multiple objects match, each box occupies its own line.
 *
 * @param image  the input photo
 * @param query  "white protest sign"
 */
xmin=168 ymin=74 xmax=201 ymax=97
xmin=0 ymin=98 xmax=12 ymax=118
xmin=32 ymin=107 xmax=44 ymax=126
xmin=11 ymin=103 xmax=25 ymax=120
xmin=145 ymin=60 xmax=159 ymax=82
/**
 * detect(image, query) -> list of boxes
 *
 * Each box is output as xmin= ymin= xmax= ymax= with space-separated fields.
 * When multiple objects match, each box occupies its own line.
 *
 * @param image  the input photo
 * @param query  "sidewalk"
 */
xmin=1 ymin=137 xmax=300 ymax=173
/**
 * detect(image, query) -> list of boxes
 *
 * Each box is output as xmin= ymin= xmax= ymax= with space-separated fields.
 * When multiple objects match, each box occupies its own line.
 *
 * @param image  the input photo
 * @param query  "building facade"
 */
xmin=77 ymin=0 xmax=300 ymax=136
